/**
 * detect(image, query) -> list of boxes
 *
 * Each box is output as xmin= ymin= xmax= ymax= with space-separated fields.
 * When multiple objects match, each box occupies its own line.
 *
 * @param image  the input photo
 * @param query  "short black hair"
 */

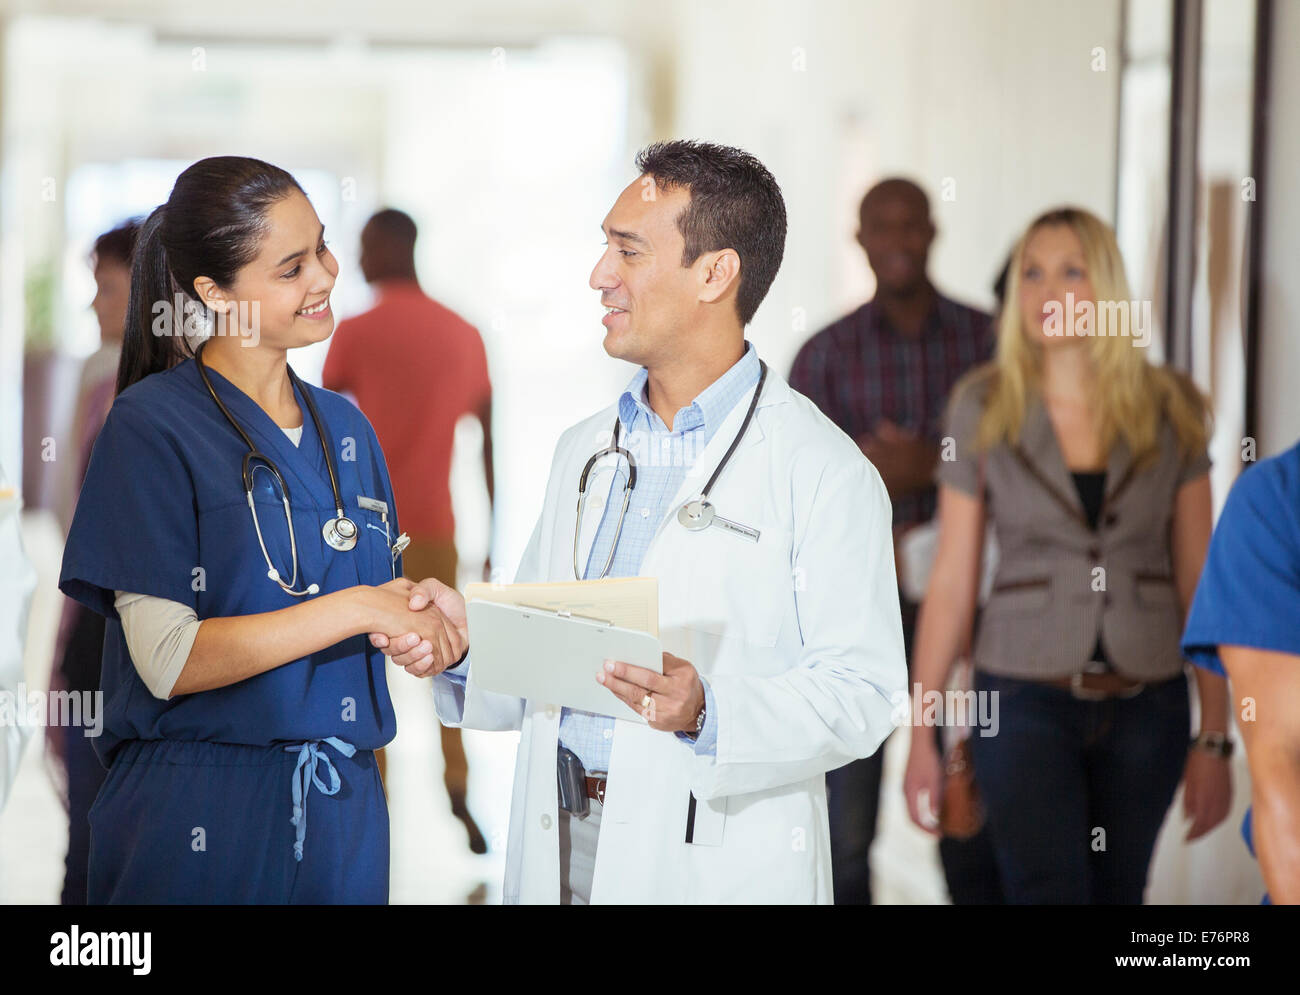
xmin=365 ymin=208 xmax=417 ymax=247
xmin=92 ymin=218 xmax=142 ymax=267
xmin=634 ymin=140 xmax=786 ymax=326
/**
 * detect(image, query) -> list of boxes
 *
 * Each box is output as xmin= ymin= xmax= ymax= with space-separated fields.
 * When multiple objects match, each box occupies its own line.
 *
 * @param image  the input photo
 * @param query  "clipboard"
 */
xmin=466 ymin=600 xmax=663 ymax=722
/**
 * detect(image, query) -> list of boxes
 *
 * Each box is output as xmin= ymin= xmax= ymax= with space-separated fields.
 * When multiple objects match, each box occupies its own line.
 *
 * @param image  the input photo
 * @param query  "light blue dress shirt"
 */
xmin=446 ymin=342 xmax=762 ymax=775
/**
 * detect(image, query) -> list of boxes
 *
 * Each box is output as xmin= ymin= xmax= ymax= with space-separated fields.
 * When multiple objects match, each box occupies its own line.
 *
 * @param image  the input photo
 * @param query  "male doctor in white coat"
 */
xmin=374 ymin=140 xmax=907 ymax=903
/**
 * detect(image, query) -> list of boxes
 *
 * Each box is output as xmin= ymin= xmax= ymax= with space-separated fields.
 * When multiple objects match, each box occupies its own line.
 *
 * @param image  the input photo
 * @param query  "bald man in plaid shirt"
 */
xmin=789 ymin=178 xmax=996 ymax=905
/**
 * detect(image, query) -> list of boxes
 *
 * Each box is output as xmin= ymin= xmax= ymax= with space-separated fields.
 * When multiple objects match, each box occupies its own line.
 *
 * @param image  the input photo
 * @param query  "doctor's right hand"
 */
xmin=369 ymin=576 xmax=468 ymax=677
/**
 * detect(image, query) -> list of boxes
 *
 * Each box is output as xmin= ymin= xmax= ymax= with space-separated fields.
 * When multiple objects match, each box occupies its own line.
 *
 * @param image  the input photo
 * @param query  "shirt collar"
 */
xmin=618 ymin=341 xmax=761 ymax=443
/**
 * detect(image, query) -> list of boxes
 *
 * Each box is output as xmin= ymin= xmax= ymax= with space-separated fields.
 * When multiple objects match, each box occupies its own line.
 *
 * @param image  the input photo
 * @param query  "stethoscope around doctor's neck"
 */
xmin=574 ymin=359 xmax=768 ymax=580
xmin=195 ymin=341 xmax=358 ymax=597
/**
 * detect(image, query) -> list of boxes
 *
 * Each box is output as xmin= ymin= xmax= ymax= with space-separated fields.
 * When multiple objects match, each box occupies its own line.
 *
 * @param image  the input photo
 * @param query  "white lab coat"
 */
xmin=1 ymin=466 xmax=37 ymax=812
xmin=434 ymin=368 xmax=906 ymax=903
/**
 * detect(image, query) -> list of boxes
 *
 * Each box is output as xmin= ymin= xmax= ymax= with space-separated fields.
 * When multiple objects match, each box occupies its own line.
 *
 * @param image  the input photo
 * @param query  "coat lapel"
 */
xmin=1012 ymin=394 xmax=1138 ymax=528
xmin=1102 ymin=433 xmax=1136 ymax=505
xmin=1013 ymin=394 xmax=1089 ymax=528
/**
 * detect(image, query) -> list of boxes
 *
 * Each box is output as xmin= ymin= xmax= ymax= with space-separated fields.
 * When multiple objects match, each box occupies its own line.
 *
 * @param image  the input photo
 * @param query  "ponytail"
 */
xmin=117 ymin=205 xmax=190 ymax=395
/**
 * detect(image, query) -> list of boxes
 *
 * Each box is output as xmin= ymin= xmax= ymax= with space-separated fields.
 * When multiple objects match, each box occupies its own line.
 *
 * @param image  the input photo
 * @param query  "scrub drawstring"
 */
xmin=284 ymin=737 xmax=356 ymax=862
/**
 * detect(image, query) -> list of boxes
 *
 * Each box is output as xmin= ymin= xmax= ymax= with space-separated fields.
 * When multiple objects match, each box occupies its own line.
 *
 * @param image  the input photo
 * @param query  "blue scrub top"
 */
xmin=1182 ymin=440 xmax=1300 ymax=868
xmin=59 ymin=357 xmax=401 ymax=766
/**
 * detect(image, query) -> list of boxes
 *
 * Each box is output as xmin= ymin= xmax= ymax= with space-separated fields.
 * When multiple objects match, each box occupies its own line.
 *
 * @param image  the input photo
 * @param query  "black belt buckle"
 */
xmin=557 ymin=746 xmax=589 ymax=818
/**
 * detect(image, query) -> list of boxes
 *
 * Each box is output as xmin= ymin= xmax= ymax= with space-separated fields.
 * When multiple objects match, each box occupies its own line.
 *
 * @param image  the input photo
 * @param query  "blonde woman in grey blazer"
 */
xmin=903 ymin=207 xmax=1233 ymax=904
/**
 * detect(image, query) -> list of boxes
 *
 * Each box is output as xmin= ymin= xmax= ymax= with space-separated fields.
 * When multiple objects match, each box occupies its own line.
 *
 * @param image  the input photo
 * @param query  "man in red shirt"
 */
xmin=324 ymin=208 xmax=493 ymax=854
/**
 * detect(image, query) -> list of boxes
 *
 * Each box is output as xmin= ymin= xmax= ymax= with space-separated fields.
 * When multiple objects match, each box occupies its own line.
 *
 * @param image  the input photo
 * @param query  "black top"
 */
xmin=1072 ymin=470 xmax=1109 ymax=665
xmin=1071 ymin=470 xmax=1106 ymax=530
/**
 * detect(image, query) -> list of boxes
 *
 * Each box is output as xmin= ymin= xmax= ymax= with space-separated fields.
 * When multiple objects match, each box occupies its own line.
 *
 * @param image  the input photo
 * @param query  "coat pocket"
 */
xmin=987 ymin=576 xmax=1052 ymax=614
xmin=1134 ymin=572 xmax=1177 ymax=610
xmin=680 ymin=524 xmax=794 ymax=646
xmin=684 ymin=790 xmax=726 ymax=846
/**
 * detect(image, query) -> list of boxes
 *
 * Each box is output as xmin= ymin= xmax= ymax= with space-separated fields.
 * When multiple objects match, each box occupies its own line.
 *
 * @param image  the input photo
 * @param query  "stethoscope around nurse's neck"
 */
xmin=573 ymin=359 xmax=768 ymax=580
xmin=194 ymin=340 xmax=358 ymax=597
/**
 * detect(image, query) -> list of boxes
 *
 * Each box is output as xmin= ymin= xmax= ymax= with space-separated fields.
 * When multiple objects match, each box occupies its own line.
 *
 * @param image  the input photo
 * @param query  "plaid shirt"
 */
xmin=789 ymin=293 xmax=994 ymax=530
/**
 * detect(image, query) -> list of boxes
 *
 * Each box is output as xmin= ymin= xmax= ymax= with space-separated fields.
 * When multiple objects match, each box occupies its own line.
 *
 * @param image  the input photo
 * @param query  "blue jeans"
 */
xmin=969 ymin=670 xmax=1190 ymax=904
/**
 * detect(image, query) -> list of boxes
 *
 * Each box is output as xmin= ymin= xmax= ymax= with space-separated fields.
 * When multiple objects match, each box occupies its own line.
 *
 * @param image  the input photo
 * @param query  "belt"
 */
xmin=1045 ymin=672 xmax=1145 ymax=700
xmin=584 ymin=775 xmax=607 ymax=805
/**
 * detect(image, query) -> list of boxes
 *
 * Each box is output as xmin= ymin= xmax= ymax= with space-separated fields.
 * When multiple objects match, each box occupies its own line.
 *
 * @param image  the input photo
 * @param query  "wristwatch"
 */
xmin=694 ymin=699 xmax=707 ymax=735
xmin=1189 ymin=731 xmax=1234 ymax=758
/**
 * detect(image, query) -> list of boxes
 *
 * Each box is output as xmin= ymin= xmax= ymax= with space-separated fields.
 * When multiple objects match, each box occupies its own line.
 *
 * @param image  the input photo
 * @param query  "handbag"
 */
xmin=939 ymin=735 xmax=985 ymax=839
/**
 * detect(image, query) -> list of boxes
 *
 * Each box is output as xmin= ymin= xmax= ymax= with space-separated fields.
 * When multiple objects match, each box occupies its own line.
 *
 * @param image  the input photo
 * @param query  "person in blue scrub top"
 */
xmin=1182 ymin=440 xmax=1300 ymax=903
xmin=59 ymin=156 xmax=465 ymax=904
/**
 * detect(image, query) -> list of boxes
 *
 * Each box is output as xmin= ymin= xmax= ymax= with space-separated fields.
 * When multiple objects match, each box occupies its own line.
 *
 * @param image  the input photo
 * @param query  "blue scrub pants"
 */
xmin=87 ymin=739 xmax=389 ymax=904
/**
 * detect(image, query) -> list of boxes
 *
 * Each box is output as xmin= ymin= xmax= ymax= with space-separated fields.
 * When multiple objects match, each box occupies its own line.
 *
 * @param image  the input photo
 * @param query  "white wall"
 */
xmin=1257 ymin=0 xmax=1300 ymax=458
xmin=671 ymin=0 xmax=1123 ymax=375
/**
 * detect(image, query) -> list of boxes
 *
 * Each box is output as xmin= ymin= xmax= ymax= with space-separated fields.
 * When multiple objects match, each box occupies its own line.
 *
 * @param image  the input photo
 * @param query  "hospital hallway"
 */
xmin=1 ymin=0 xmax=1291 ymax=918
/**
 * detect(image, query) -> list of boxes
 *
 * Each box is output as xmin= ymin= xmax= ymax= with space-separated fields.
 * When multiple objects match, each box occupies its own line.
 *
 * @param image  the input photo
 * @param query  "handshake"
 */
xmin=366 ymin=577 xmax=469 ymax=677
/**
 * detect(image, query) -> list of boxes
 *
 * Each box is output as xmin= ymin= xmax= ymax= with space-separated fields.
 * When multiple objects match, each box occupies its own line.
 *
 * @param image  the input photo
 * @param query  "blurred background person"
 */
xmin=789 ymin=178 xmax=998 ymax=904
xmin=905 ymin=207 xmax=1231 ymax=903
xmin=1183 ymin=438 xmax=1300 ymax=903
xmin=46 ymin=219 xmax=138 ymax=904
xmin=323 ymin=208 xmax=493 ymax=855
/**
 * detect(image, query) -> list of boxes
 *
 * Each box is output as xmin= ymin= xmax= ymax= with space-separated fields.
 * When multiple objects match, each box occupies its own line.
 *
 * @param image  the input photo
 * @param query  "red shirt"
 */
xmin=323 ymin=281 xmax=490 ymax=542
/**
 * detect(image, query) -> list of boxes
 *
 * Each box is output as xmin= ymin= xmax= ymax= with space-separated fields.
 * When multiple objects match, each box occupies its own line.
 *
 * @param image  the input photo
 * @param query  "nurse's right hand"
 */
xmin=366 ymin=581 xmax=465 ymax=677
xmin=369 ymin=577 xmax=468 ymax=676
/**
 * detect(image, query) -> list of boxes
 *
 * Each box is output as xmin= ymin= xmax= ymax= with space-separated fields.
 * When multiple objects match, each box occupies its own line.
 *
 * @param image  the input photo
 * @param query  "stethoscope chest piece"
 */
xmin=677 ymin=499 xmax=715 ymax=531
xmin=323 ymin=514 xmax=359 ymax=552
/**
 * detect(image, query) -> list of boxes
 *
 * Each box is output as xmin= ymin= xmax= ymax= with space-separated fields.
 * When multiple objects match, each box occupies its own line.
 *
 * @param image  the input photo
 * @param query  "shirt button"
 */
xmin=540 ymin=814 xmax=552 ymax=830
xmin=640 ymin=508 xmax=650 ymax=518
xmin=545 ymin=706 xmax=556 ymax=720
xmin=603 ymin=728 xmax=613 ymax=740
xmin=591 ymin=495 xmax=605 ymax=510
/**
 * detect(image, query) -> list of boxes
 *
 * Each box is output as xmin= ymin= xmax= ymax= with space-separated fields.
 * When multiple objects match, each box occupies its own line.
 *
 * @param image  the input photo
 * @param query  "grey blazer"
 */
xmin=936 ymin=367 xmax=1210 ymax=682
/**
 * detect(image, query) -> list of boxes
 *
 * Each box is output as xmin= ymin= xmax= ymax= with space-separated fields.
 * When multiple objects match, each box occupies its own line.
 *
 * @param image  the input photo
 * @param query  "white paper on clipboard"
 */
xmin=465 ymin=600 xmax=663 ymax=722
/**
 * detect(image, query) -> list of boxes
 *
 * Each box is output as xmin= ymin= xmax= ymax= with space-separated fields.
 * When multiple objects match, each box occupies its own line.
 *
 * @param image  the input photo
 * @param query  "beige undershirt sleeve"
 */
xmin=113 ymin=591 xmax=201 ymax=700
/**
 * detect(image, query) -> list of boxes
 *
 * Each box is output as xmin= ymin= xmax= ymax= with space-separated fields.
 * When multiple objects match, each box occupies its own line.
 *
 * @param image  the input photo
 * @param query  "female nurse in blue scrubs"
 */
xmin=59 ymin=156 xmax=464 ymax=904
